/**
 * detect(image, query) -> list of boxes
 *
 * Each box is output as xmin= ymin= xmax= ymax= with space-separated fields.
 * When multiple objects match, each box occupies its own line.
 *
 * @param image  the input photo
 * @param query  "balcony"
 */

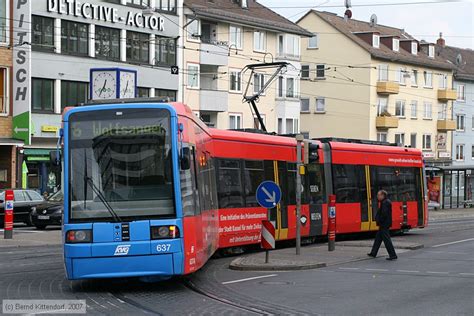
xmin=199 ymin=89 xmax=228 ymax=112
xmin=376 ymin=116 xmax=399 ymax=129
xmin=376 ymin=81 xmax=400 ymax=95
xmin=437 ymin=89 xmax=457 ymax=101
xmin=437 ymin=119 xmax=456 ymax=131
xmin=200 ymin=42 xmax=228 ymax=66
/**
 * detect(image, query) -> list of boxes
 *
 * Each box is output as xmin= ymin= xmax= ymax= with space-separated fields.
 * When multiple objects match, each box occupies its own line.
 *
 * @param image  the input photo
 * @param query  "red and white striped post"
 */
xmin=261 ymin=220 xmax=275 ymax=263
xmin=3 ymin=190 xmax=14 ymax=239
xmin=328 ymin=194 xmax=336 ymax=251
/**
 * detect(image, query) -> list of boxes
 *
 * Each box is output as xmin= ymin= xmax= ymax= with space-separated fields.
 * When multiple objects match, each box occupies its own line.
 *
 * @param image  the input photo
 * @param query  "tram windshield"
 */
xmin=68 ymin=108 xmax=175 ymax=221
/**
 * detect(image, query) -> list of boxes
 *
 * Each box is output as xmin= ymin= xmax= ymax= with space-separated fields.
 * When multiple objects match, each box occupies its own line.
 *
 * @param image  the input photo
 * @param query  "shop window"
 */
xmin=61 ymin=20 xmax=88 ymax=56
xmin=0 ymin=169 xmax=7 ymax=182
xmin=32 ymin=16 xmax=54 ymax=52
xmin=155 ymin=37 xmax=176 ymax=66
xmin=95 ymin=26 xmax=120 ymax=60
xmin=155 ymin=89 xmax=176 ymax=101
xmin=61 ymin=81 xmax=88 ymax=109
xmin=138 ymin=87 xmax=150 ymax=98
xmin=32 ymin=78 xmax=54 ymax=113
xmin=126 ymin=31 xmax=149 ymax=64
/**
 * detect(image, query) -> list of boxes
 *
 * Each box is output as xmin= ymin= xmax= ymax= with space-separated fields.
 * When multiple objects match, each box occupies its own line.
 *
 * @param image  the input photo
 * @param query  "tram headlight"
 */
xmin=66 ymin=230 xmax=92 ymax=243
xmin=151 ymin=226 xmax=180 ymax=239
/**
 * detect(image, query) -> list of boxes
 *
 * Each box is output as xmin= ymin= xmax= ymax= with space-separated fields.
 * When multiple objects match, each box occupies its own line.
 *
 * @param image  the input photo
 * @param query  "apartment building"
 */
xmin=11 ymin=0 xmax=180 ymax=194
xmin=436 ymin=38 xmax=474 ymax=208
xmin=181 ymin=0 xmax=311 ymax=133
xmin=297 ymin=10 xmax=456 ymax=166
xmin=0 ymin=0 xmax=21 ymax=190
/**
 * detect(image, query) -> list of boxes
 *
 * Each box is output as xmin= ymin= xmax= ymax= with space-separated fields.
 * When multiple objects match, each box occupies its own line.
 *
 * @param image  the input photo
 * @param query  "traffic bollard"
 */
xmin=328 ymin=194 xmax=336 ymax=251
xmin=4 ymin=190 xmax=14 ymax=239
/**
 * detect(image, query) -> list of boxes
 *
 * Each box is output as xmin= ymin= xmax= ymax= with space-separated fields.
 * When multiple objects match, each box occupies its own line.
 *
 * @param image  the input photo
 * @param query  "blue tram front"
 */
xmin=63 ymin=104 xmax=186 ymax=280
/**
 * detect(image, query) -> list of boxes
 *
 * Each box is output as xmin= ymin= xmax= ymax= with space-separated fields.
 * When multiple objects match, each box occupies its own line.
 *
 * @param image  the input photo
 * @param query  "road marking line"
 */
xmin=426 ymin=271 xmax=449 ymax=274
xmin=459 ymin=273 xmax=474 ymax=276
xmin=222 ymin=274 xmax=277 ymax=285
xmin=365 ymin=268 xmax=388 ymax=272
xmin=432 ymin=238 xmax=474 ymax=248
xmin=426 ymin=251 xmax=468 ymax=255
xmin=397 ymin=270 xmax=419 ymax=273
xmin=338 ymin=267 xmax=359 ymax=270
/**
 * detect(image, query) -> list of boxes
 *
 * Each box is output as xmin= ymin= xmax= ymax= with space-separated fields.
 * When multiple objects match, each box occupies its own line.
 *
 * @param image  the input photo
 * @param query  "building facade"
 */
xmin=181 ymin=0 xmax=311 ymax=133
xmin=0 ymin=0 xmax=22 ymax=190
xmin=437 ymin=40 xmax=474 ymax=208
xmin=11 ymin=0 xmax=180 ymax=194
xmin=297 ymin=10 xmax=456 ymax=167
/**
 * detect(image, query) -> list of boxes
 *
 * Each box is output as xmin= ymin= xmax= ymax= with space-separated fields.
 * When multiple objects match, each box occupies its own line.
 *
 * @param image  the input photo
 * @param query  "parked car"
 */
xmin=0 ymin=189 xmax=45 ymax=227
xmin=30 ymin=190 xmax=63 ymax=230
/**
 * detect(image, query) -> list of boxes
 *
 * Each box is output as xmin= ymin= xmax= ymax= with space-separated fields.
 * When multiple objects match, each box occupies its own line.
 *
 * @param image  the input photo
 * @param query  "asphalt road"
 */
xmin=0 ymin=218 xmax=473 ymax=315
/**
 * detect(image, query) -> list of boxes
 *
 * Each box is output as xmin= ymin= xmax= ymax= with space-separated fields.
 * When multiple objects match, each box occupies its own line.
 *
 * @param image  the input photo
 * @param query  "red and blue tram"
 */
xmin=61 ymin=102 xmax=427 ymax=280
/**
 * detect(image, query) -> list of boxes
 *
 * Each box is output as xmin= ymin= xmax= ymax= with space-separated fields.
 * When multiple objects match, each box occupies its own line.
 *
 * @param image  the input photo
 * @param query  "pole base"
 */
xmin=4 ymin=230 xmax=12 ymax=239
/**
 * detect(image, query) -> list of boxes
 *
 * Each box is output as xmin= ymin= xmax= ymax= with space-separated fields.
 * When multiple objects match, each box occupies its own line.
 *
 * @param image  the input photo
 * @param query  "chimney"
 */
xmin=437 ymin=32 xmax=445 ymax=47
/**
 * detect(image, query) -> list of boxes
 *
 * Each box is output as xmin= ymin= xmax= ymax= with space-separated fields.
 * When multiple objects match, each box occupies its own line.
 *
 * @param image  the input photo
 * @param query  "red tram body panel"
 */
xmin=172 ymin=103 xmax=427 ymax=274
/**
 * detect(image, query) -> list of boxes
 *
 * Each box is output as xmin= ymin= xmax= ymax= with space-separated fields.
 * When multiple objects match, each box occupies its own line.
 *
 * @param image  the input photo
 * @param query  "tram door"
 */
xmin=263 ymin=161 xmax=290 ymax=240
xmin=361 ymin=166 xmax=378 ymax=231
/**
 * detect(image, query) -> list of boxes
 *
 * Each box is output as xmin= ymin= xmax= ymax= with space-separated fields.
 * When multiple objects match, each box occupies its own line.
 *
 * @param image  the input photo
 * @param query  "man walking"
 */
xmin=368 ymin=190 xmax=398 ymax=260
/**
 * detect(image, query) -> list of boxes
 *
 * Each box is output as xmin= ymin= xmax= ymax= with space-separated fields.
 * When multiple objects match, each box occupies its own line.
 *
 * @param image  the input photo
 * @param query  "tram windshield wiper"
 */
xmin=84 ymin=176 xmax=122 ymax=223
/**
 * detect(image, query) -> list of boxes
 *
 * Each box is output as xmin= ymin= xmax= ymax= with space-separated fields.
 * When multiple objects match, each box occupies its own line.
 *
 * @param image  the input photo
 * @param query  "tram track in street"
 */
xmin=182 ymin=278 xmax=267 ymax=315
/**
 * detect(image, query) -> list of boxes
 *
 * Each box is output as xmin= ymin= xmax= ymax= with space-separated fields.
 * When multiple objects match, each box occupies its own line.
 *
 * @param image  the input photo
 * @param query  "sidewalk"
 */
xmin=0 ymin=228 xmax=61 ymax=248
xmin=429 ymin=208 xmax=474 ymax=220
xmin=230 ymin=238 xmax=421 ymax=271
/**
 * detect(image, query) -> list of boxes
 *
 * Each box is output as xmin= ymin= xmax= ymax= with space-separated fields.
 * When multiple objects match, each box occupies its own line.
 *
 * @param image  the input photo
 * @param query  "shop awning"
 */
xmin=24 ymin=149 xmax=53 ymax=156
xmin=0 ymin=138 xmax=24 ymax=146
xmin=439 ymin=165 xmax=474 ymax=171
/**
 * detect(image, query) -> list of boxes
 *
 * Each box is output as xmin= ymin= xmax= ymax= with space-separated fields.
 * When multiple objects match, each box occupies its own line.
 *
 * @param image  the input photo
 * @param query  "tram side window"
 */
xmin=397 ymin=168 xmax=417 ymax=201
xmin=286 ymin=163 xmax=297 ymax=205
xmin=333 ymin=165 xmax=361 ymax=203
xmin=372 ymin=167 xmax=398 ymax=200
xmin=181 ymin=146 xmax=199 ymax=216
xmin=243 ymin=160 xmax=265 ymax=207
xmin=217 ymin=159 xmax=245 ymax=208
xmin=198 ymin=153 xmax=216 ymax=212
xmin=307 ymin=164 xmax=325 ymax=204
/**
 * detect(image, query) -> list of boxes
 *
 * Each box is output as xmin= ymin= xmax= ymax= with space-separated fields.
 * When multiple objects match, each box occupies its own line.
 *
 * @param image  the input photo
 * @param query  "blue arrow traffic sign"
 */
xmin=256 ymin=181 xmax=282 ymax=209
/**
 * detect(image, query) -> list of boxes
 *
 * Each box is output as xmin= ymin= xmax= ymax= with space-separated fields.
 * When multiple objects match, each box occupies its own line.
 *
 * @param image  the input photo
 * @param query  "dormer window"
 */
xmin=393 ymin=38 xmax=399 ymax=52
xmin=428 ymin=45 xmax=435 ymax=58
xmin=373 ymin=34 xmax=380 ymax=48
xmin=411 ymin=42 xmax=418 ymax=55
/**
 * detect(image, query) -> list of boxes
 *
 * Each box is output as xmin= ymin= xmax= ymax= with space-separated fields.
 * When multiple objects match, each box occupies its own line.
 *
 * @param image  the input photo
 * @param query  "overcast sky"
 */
xmin=258 ymin=0 xmax=474 ymax=49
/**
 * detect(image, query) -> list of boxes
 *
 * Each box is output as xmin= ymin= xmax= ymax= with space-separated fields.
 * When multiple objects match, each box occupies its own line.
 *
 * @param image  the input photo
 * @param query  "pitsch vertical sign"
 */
xmin=12 ymin=0 xmax=31 ymax=145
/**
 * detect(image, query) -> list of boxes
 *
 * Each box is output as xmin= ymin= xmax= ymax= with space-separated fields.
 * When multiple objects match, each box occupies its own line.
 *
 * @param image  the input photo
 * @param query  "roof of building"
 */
xmin=299 ymin=10 xmax=455 ymax=71
xmin=183 ymin=0 xmax=313 ymax=37
xmin=436 ymin=45 xmax=474 ymax=81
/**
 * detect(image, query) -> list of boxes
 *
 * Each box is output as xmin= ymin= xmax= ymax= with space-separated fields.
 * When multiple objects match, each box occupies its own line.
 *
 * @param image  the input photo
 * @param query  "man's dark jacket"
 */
xmin=375 ymin=198 xmax=392 ymax=229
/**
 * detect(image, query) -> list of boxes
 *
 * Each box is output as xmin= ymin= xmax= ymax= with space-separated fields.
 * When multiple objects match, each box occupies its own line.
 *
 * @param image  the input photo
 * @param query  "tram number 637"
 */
xmin=156 ymin=244 xmax=171 ymax=252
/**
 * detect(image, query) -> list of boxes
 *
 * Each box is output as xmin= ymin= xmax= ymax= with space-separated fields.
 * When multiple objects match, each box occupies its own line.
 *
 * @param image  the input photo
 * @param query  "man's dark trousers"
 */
xmin=370 ymin=228 xmax=397 ymax=258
